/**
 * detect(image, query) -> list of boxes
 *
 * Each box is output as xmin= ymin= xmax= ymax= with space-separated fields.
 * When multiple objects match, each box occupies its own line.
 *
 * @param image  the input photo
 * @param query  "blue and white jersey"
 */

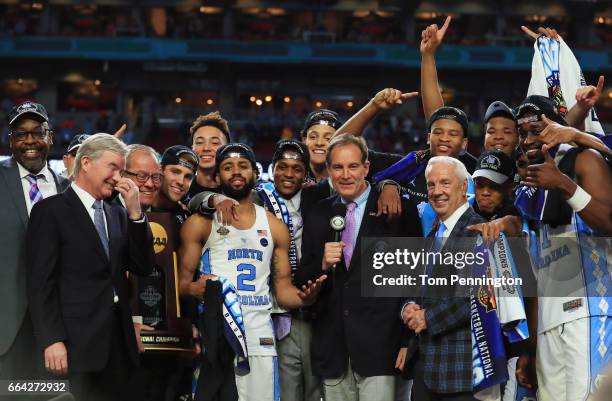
xmin=528 ymin=213 xmax=612 ymax=334
xmin=201 ymin=204 xmax=277 ymax=356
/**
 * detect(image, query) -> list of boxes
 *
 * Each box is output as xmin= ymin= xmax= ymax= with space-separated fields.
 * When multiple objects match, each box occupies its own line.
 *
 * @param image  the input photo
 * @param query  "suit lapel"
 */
xmin=52 ymin=170 xmax=70 ymax=193
xmin=0 ymin=158 xmax=29 ymax=227
xmin=64 ymin=187 xmax=109 ymax=264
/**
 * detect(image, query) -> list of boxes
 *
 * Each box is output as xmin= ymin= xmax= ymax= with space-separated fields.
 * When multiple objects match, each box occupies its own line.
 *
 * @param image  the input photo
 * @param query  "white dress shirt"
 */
xmin=436 ymin=201 xmax=470 ymax=248
xmin=17 ymin=162 xmax=58 ymax=215
xmin=71 ymin=182 xmax=108 ymax=238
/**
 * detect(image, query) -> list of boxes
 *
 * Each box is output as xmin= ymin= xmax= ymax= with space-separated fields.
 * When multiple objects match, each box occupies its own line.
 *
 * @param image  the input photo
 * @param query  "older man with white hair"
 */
xmin=401 ymin=156 xmax=485 ymax=401
xmin=26 ymin=133 xmax=154 ymax=401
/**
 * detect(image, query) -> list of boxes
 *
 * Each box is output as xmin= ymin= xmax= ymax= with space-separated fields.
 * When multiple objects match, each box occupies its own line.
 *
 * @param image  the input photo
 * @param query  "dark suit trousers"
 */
xmin=411 ymin=360 xmax=477 ymax=401
xmin=0 ymin=311 xmax=45 ymax=381
xmin=68 ymin=308 xmax=133 ymax=401
xmin=0 ymin=311 xmax=52 ymax=401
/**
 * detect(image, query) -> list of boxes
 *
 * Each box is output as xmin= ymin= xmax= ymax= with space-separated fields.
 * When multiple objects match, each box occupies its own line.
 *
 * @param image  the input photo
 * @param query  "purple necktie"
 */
xmin=341 ymin=201 xmax=357 ymax=270
xmin=25 ymin=174 xmax=44 ymax=206
xmin=273 ymin=313 xmax=292 ymax=340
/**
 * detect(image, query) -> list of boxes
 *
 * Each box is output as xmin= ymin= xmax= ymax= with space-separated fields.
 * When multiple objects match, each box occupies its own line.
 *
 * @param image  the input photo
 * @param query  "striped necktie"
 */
xmin=92 ymin=200 xmax=109 ymax=258
xmin=341 ymin=201 xmax=357 ymax=270
xmin=26 ymin=174 xmax=45 ymax=206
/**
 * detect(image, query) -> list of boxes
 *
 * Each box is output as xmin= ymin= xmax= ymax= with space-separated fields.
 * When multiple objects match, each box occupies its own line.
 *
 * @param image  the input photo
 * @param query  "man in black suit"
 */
xmin=402 ymin=156 xmax=485 ymax=401
xmin=0 ymin=102 xmax=70 ymax=382
xmin=26 ymin=133 xmax=154 ymax=401
xmin=296 ymin=134 xmax=422 ymax=401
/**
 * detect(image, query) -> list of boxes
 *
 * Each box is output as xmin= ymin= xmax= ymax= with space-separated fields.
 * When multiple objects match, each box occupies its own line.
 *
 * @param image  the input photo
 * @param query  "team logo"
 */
xmin=477 ymin=284 xmax=497 ymax=313
xmin=481 ymin=155 xmax=501 ymax=171
xmin=217 ymin=226 xmax=230 ymax=236
xmin=17 ymin=102 xmax=36 ymax=112
xmin=149 ymin=222 xmax=168 ymax=254
xmin=330 ymin=216 xmax=345 ymax=231
xmin=140 ymin=285 xmax=162 ymax=307
xmin=260 ymin=238 xmax=268 ymax=247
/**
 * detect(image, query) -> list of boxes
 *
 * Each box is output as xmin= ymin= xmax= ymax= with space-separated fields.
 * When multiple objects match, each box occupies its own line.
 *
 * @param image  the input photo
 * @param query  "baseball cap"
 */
xmin=428 ymin=106 xmax=469 ymax=136
xmin=7 ymin=102 xmax=49 ymax=126
xmin=516 ymin=95 xmax=567 ymax=126
xmin=161 ymin=145 xmax=199 ymax=174
xmin=215 ymin=143 xmax=257 ymax=172
xmin=484 ymin=101 xmax=515 ymax=124
xmin=472 ymin=150 xmax=516 ymax=184
xmin=272 ymin=139 xmax=310 ymax=167
xmin=66 ymin=134 xmax=91 ymax=154
xmin=301 ymin=109 xmax=343 ymax=135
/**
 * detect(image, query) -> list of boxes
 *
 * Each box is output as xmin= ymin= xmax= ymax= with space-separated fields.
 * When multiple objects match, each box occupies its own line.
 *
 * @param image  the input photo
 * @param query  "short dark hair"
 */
xmin=189 ymin=111 xmax=231 ymax=144
xmin=325 ymin=134 xmax=368 ymax=165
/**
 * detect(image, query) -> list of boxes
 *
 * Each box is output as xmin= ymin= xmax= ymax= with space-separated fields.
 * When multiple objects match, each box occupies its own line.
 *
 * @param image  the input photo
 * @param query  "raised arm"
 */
xmin=538 ymin=115 xmax=611 ymax=156
xmin=334 ymin=88 xmax=417 ymax=138
xmin=572 ymin=149 xmax=612 ymax=234
xmin=178 ymin=214 xmax=212 ymax=300
xmin=420 ymin=16 xmax=451 ymax=120
xmin=565 ymin=76 xmax=605 ymax=131
xmin=522 ymin=146 xmax=612 ymax=235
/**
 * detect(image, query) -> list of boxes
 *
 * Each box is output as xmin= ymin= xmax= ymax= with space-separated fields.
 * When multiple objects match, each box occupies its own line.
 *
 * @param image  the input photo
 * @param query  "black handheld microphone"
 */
xmin=329 ymin=203 xmax=347 ymax=270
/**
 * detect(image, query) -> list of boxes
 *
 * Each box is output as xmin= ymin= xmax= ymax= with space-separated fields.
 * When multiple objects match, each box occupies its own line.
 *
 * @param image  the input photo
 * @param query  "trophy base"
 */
xmin=140 ymin=324 xmax=193 ymax=354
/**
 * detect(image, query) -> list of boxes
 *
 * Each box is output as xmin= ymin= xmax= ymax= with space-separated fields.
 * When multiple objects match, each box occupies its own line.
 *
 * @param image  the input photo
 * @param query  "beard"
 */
xmin=221 ymin=176 xmax=255 ymax=200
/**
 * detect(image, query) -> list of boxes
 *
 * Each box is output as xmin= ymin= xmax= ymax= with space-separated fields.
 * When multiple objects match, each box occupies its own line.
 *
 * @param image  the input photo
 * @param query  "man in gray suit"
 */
xmin=0 ymin=102 xmax=69 ymax=379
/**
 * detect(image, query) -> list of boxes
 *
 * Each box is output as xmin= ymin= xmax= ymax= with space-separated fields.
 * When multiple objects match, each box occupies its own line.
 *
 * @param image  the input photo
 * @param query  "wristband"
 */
xmin=566 ymin=185 xmax=591 ymax=212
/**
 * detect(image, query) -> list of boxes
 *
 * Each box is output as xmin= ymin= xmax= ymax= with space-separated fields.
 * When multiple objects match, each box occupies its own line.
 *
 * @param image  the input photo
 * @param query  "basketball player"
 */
xmin=179 ymin=143 xmax=324 ymax=401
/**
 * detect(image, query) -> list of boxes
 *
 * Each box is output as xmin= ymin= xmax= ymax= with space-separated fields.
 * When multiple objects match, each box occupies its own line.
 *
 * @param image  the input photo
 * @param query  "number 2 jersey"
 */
xmin=199 ymin=204 xmax=277 ymax=356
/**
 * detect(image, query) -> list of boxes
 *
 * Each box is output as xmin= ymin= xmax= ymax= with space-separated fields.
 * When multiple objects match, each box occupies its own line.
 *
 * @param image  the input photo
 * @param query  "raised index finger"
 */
xmin=521 ymin=25 xmax=539 ymax=40
xmin=439 ymin=15 xmax=452 ymax=34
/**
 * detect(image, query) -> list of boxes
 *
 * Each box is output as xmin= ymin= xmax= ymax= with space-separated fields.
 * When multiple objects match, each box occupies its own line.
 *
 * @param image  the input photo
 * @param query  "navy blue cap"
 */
xmin=516 ymin=95 xmax=567 ymax=126
xmin=484 ymin=101 xmax=516 ymax=124
xmin=272 ymin=139 xmax=310 ymax=167
xmin=429 ymin=106 xmax=469 ymax=136
xmin=215 ymin=143 xmax=257 ymax=172
xmin=7 ymin=102 xmax=49 ymax=126
xmin=161 ymin=145 xmax=199 ymax=173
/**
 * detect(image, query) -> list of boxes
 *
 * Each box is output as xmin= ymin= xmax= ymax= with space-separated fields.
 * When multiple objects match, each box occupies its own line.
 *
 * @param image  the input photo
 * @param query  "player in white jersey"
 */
xmin=513 ymin=97 xmax=612 ymax=401
xmin=179 ymin=143 xmax=325 ymax=401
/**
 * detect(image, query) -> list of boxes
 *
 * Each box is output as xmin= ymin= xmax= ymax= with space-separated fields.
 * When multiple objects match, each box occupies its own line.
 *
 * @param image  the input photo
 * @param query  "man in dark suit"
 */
xmin=26 ymin=133 xmax=154 ymax=401
xmin=296 ymin=134 xmax=422 ymax=401
xmin=402 ymin=156 xmax=485 ymax=401
xmin=0 ymin=102 xmax=70 ymax=381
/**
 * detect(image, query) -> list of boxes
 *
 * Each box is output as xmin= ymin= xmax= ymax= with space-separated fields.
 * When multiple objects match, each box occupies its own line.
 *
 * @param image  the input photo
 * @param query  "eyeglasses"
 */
xmin=9 ymin=128 xmax=50 ymax=142
xmin=122 ymin=170 xmax=163 ymax=184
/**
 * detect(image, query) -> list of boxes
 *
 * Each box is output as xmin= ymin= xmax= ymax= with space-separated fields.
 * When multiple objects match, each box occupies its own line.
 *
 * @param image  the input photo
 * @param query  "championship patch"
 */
xmin=259 ymin=337 xmax=274 ymax=346
xmin=563 ymin=298 xmax=583 ymax=312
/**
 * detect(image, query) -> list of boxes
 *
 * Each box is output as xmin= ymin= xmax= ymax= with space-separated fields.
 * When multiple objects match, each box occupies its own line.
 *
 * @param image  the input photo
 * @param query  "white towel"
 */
xmin=527 ymin=36 xmax=604 ymax=135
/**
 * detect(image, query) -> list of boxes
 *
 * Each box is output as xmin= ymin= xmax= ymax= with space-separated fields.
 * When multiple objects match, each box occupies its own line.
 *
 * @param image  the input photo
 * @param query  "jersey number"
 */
xmin=237 ymin=263 xmax=256 ymax=291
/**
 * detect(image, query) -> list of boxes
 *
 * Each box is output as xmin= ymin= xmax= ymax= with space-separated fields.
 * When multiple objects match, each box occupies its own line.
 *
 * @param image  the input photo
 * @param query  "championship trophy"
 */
xmin=129 ymin=212 xmax=193 ymax=353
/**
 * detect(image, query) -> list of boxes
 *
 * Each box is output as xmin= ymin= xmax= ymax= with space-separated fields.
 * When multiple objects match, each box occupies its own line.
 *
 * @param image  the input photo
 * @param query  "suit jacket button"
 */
xmin=343 ymin=310 xmax=349 ymax=317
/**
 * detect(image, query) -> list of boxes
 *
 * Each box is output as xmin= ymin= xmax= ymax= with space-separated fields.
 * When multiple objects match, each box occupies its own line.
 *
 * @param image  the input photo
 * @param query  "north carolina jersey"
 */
xmin=201 ymin=205 xmax=277 ymax=356
xmin=527 ymin=213 xmax=612 ymax=334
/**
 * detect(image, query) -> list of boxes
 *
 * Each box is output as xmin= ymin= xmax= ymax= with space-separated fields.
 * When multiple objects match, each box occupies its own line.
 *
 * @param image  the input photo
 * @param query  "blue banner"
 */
xmin=471 ymin=242 xmax=509 ymax=395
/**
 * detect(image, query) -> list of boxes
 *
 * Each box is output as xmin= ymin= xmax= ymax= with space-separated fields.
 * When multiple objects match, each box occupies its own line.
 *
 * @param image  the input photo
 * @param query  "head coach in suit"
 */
xmin=0 ymin=102 xmax=70 ymax=380
xmin=402 ymin=156 xmax=485 ymax=401
xmin=295 ymin=134 xmax=422 ymax=401
xmin=26 ymin=134 xmax=154 ymax=401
